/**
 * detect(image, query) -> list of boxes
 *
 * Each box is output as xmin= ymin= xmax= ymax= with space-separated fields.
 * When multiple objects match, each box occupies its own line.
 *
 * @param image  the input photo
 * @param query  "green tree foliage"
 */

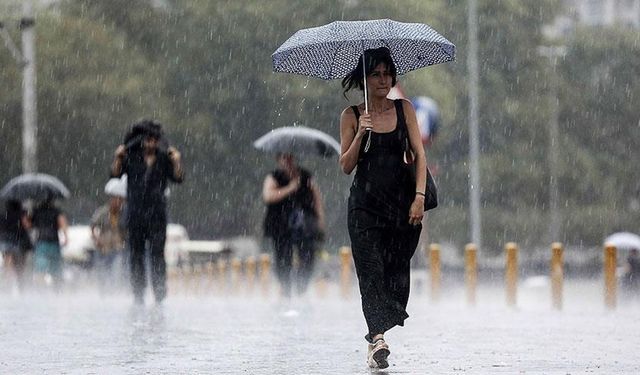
xmin=558 ymin=26 xmax=640 ymax=244
xmin=1 ymin=0 xmax=638 ymax=253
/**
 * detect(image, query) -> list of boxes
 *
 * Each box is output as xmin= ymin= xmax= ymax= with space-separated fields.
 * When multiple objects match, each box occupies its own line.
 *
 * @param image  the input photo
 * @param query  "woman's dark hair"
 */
xmin=341 ymin=47 xmax=397 ymax=97
xmin=37 ymin=198 xmax=57 ymax=210
xmin=5 ymin=199 xmax=21 ymax=213
xmin=124 ymin=119 xmax=165 ymax=151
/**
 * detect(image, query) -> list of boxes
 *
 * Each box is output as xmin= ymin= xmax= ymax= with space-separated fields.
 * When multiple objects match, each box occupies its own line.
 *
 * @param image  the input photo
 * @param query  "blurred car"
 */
xmin=61 ymin=225 xmax=94 ymax=266
xmin=165 ymin=223 xmax=189 ymax=267
xmin=61 ymin=223 xmax=190 ymax=267
xmin=179 ymin=236 xmax=261 ymax=266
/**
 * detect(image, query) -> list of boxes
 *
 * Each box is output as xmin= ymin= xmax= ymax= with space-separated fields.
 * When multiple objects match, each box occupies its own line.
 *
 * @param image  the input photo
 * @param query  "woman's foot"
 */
xmin=367 ymin=338 xmax=390 ymax=369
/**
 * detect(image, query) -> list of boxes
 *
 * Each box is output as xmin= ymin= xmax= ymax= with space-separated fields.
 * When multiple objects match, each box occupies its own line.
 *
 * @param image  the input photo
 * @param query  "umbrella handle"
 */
xmin=363 ymin=51 xmax=369 ymax=114
xmin=362 ymin=49 xmax=373 ymax=152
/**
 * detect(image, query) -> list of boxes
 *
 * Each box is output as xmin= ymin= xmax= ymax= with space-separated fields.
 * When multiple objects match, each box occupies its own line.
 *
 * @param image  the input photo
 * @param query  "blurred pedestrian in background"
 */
xmin=111 ymin=120 xmax=183 ymax=305
xmin=622 ymin=248 xmax=640 ymax=294
xmin=0 ymin=199 xmax=32 ymax=293
xmin=339 ymin=47 xmax=426 ymax=369
xmin=262 ymin=153 xmax=325 ymax=298
xmin=32 ymin=198 xmax=68 ymax=290
xmin=90 ymin=177 xmax=127 ymax=294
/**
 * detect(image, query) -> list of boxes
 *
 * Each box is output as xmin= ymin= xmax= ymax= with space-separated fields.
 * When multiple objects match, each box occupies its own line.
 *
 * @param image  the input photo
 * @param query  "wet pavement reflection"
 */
xmin=1 ymin=280 xmax=640 ymax=374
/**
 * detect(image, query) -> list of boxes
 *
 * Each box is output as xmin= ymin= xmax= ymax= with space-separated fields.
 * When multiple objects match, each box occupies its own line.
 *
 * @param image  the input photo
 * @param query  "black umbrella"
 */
xmin=0 ymin=173 xmax=70 ymax=202
xmin=253 ymin=126 xmax=341 ymax=158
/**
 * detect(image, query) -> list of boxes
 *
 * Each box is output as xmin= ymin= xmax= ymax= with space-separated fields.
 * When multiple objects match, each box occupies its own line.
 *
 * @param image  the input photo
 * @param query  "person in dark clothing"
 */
xmin=0 ymin=200 xmax=32 ymax=292
xmin=622 ymin=248 xmax=640 ymax=293
xmin=32 ymin=198 xmax=68 ymax=289
xmin=111 ymin=119 xmax=184 ymax=305
xmin=262 ymin=153 xmax=325 ymax=297
xmin=339 ymin=47 xmax=427 ymax=369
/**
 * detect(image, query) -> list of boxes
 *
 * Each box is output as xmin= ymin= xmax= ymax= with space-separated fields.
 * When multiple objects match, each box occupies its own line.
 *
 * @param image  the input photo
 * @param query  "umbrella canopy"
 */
xmin=253 ymin=126 xmax=341 ymax=158
xmin=604 ymin=232 xmax=640 ymax=250
xmin=0 ymin=173 xmax=70 ymax=202
xmin=272 ymin=19 xmax=455 ymax=80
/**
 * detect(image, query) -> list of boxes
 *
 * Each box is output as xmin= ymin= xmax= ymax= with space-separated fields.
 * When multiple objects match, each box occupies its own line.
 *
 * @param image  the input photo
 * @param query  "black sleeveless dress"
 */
xmin=347 ymin=99 xmax=421 ymax=339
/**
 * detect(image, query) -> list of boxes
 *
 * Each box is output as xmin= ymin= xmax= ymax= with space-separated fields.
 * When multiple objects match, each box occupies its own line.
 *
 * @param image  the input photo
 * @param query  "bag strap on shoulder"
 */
xmin=394 ymin=99 xmax=412 ymax=154
xmin=394 ymin=99 xmax=407 ymax=132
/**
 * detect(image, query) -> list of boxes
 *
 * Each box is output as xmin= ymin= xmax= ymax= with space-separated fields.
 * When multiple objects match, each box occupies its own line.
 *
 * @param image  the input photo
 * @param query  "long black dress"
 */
xmin=348 ymin=99 xmax=421 ymax=340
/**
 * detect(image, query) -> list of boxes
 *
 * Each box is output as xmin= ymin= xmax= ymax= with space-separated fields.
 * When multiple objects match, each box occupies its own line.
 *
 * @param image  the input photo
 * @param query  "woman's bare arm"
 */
xmin=403 ymin=99 xmax=427 ymax=225
xmin=262 ymin=174 xmax=300 ymax=204
xmin=339 ymin=107 xmax=368 ymax=174
xmin=310 ymin=179 xmax=326 ymax=231
xmin=57 ymin=214 xmax=69 ymax=246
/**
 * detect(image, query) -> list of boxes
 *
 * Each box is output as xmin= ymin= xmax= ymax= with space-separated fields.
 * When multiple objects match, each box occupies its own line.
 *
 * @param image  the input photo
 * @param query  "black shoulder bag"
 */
xmin=395 ymin=100 xmax=438 ymax=211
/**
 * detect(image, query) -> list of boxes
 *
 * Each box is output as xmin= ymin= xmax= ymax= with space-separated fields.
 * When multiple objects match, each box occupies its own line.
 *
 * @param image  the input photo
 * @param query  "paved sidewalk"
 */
xmin=1 ymin=280 xmax=639 ymax=374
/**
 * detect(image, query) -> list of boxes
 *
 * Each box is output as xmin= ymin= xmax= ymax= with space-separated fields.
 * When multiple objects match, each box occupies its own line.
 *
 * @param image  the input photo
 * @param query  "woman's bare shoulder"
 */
xmin=341 ymin=106 xmax=358 ymax=125
xmin=342 ymin=103 xmax=367 ymax=117
xmin=399 ymin=98 xmax=415 ymax=111
xmin=341 ymin=105 xmax=357 ymax=117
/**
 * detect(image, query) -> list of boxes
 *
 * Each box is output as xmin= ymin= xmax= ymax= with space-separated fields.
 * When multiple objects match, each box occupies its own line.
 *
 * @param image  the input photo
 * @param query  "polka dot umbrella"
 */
xmin=272 ymin=19 xmax=456 ymax=113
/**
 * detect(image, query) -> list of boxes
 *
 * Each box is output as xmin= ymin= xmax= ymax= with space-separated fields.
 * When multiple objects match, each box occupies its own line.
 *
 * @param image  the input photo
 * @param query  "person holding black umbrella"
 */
xmin=262 ymin=152 xmax=325 ymax=298
xmin=339 ymin=47 xmax=426 ymax=369
xmin=111 ymin=120 xmax=184 ymax=305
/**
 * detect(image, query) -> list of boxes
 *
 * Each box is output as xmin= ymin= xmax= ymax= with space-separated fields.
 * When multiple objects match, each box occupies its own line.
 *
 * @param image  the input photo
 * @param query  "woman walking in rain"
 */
xmin=339 ymin=47 xmax=426 ymax=369
xmin=262 ymin=153 xmax=325 ymax=298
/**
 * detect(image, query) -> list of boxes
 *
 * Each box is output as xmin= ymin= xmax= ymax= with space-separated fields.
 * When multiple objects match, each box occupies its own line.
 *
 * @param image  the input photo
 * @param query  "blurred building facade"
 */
xmin=545 ymin=0 xmax=640 ymax=39
xmin=569 ymin=0 xmax=640 ymax=27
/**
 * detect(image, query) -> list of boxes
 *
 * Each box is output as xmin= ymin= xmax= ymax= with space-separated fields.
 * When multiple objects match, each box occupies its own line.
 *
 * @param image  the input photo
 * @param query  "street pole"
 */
xmin=538 ymin=46 xmax=566 ymax=243
xmin=0 ymin=22 xmax=26 ymax=65
xmin=548 ymin=56 xmax=560 ymax=242
xmin=467 ymin=0 xmax=482 ymax=249
xmin=21 ymin=0 xmax=37 ymax=174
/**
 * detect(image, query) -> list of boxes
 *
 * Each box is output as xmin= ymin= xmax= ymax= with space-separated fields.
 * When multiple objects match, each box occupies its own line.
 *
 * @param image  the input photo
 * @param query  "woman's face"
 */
xmin=366 ymin=63 xmax=393 ymax=98
xmin=143 ymin=135 xmax=159 ymax=152
xmin=277 ymin=153 xmax=296 ymax=170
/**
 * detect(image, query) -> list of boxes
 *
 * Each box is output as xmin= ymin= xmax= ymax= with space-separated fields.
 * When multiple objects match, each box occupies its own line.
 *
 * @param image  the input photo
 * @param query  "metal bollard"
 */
xmin=465 ymin=243 xmax=478 ymax=306
xmin=339 ymin=246 xmax=352 ymax=299
xmin=429 ymin=244 xmax=441 ymax=302
xmin=192 ymin=264 xmax=203 ymax=294
xmin=205 ymin=261 xmax=216 ymax=294
xmin=216 ymin=258 xmax=227 ymax=294
xmin=315 ymin=250 xmax=330 ymax=299
xmin=551 ymin=242 xmax=564 ymax=310
xmin=230 ymin=257 xmax=242 ymax=294
xmin=167 ymin=267 xmax=179 ymax=296
xmin=505 ymin=242 xmax=518 ymax=307
xmin=181 ymin=264 xmax=192 ymax=294
xmin=604 ymin=244 xmax=617 ymax=310
xmin=259 ymin=253 xmax=271 ymax=297
xmin=245 ymin=256 xmax=256 ymax=295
